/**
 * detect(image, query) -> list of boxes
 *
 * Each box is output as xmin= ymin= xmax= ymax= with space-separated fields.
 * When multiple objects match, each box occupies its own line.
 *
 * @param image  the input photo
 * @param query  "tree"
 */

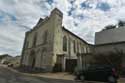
xmin=104 ymin=25 xmax=116 ymax=30
xmin=93 ymin=50 xmax=123 ymax=74
xmin=0 ymin=54 xmax=11 ymax=60
xmin=118 ymin=20 xmax=125 ymax=27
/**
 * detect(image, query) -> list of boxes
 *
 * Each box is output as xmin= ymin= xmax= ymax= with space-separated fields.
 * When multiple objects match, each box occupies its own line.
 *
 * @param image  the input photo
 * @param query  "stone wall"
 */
xmin=21 ymin=9 xmax=62 ymax=71
xmin=20 ymin=8 xmax=93 ymax=72
xmin=95 ymin=27 xmax=125 ymax=45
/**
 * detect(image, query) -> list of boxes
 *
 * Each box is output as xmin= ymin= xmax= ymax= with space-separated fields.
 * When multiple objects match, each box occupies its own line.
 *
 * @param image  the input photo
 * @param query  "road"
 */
xmin=0 ymin=65 xmax=90 ymax=83
xmin=0 ymin=65 xmax=124 ymax=83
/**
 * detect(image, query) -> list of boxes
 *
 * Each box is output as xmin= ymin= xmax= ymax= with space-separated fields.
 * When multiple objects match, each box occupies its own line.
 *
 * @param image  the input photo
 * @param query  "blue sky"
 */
xmin=0 ymin=0 xmax=125 ymax=56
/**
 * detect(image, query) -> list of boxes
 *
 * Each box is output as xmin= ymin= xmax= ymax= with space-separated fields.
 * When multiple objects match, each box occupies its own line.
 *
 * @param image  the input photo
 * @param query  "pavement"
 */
xmin=0 ymin=65 xmax=79 ymax=83
xmin=25 ymin=72 xmax=75 ymax=80
xmin=0 ymin=64 xmax=124 ymax=83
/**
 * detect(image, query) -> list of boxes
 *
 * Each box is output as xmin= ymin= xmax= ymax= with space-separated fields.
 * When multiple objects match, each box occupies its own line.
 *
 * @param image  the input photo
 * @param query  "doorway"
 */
xmin=65 ymin=59 xmax=77 ymax=72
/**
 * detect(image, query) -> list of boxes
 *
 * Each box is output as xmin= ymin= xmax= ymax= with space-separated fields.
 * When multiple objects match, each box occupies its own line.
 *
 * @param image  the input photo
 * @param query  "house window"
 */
xmin=41 ymin=48 xmax=47 ymax=65
xmin=73 ymin=40 xmax=76 ymax=53
xmin=82 ymin=46 xmax=84 ymax=53
xmin=25 ymin=41 xmax=29 ymax=49
xmin=33 ymin=33 xmax=37 ymax=47
xmin=77 ymin=42 xmax=79 ymax=53
xmin=86 ymin=47 xmax=90 ymax=53
xmin=63 ymin=36 xmax=67 ymax=51
xmin=84 ymin=47 xmax=87 ymax=53
xmin=43 ymin=30 xmax=48 ymax=44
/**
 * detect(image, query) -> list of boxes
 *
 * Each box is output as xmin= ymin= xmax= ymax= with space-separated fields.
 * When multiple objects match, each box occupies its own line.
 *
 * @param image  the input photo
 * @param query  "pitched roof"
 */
xmin=62 ymin=26 xmax=89 ymax=45
xmin=95 ymin=41 xmax=125 ymax=47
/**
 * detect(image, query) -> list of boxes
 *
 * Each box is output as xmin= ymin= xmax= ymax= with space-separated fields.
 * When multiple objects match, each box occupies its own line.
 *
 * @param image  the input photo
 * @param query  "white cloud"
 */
xmin=0 ymin=23 xmax=25 ymax=55
xmin=0 ymin=0 xmax=125 ymax=56
xmin=0 ymin=0 xmax=51 ymax=56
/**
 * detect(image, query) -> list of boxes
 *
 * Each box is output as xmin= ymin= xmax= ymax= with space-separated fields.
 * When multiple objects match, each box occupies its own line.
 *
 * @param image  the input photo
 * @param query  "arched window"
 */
xmin=43 ymin=30 xmax=48 ymax=44
xmin=41 ymin=48 xmax=47 ymax=65
xmin=25 ymin=41 xmax=29 ymax=49
xmin=63 ymin=36 xmax=67 ymax=51
xmin=77 ymin=42 xmax=79 ymax=53
xmin=84 ymin=47 xmax=87 ymax=53
xmin=73 ymin=40 xmax=76 ymax=53
xmin=33 ymin=33 xmax=37 ymax=47
xmin=29 ymin=50 xmax=36 ymax=68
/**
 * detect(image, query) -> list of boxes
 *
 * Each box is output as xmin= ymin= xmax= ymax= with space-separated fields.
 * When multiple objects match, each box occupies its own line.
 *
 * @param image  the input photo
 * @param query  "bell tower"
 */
xmin=50 ymin=8 xmax=63 ymax=26
xmin=50 ymin=8 xmax=64 ymax=68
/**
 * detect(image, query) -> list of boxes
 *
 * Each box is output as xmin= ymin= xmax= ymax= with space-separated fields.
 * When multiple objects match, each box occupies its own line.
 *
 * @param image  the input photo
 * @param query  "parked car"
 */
xmin=75 ymin=65 xmax=119 ymax=83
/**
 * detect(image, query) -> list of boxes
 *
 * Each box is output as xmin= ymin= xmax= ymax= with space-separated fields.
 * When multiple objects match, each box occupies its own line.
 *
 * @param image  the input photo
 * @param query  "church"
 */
xmin=20 ymin=8 xmax=92 ymax=72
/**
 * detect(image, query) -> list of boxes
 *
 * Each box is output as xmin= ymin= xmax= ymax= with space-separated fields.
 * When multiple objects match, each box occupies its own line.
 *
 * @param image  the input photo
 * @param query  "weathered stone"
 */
xmin=20 ymin=8 xmax=92 ymax=72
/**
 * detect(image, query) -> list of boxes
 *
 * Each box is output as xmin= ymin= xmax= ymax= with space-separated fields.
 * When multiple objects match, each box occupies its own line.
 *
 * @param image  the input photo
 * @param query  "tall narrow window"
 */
xmin=77 ymin=42 xmax=79 ymax=53
xmin=73 ymin=40 xmax=76 ymax=53
xmin=63 ymin=36 xmax=67 ymax=51
xmin=43 ymin=31 xmax=48 ymax=44
xmin=25 ymin=41 xmax=29 ymax=49
xmin=41 ymin=48 xmax=45 ymax=65
xmin=82 ymin=46 xmax=84 ymax=53
xmin=33 ymin=33 xmax=37 ymax=47
xmin=84 ymin=47 xmax=87 ymax=53
xmin=86 ymin=47 xmax=90 ymax=53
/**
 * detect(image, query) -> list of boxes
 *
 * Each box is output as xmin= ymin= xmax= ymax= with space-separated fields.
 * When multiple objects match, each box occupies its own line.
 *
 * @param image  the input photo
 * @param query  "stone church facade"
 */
xmin=20 ymin=8 xmax=92 ymax=72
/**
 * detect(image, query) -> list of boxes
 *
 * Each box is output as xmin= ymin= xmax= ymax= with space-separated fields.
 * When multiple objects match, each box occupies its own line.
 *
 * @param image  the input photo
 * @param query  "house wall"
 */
xmin=94 ymin=43 xmax=125 ymax=68
xmin=94 ymin=43 xmax=125 ymax=54
xmin=54 ymin=25 xmax=92 ymax=71
xmin=21 ymin=9 xmax=61 ymax=71
xmin=95 ymin=27 xmax=125 ymax=69
xmin=21 ymin=8 xmax=93 ymax=72
xmin=62 ymin=30 xmax=89 ymax=59
xmin=95 ymin=27 xmax=125 ymax=45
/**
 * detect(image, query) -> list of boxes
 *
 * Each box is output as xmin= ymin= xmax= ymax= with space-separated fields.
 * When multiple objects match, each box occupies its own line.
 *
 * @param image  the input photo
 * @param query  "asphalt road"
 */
xmin=0 ymin=65 xmax=92 ymax=83
xmin=0 ymin=65 xmax=124 ymax=83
